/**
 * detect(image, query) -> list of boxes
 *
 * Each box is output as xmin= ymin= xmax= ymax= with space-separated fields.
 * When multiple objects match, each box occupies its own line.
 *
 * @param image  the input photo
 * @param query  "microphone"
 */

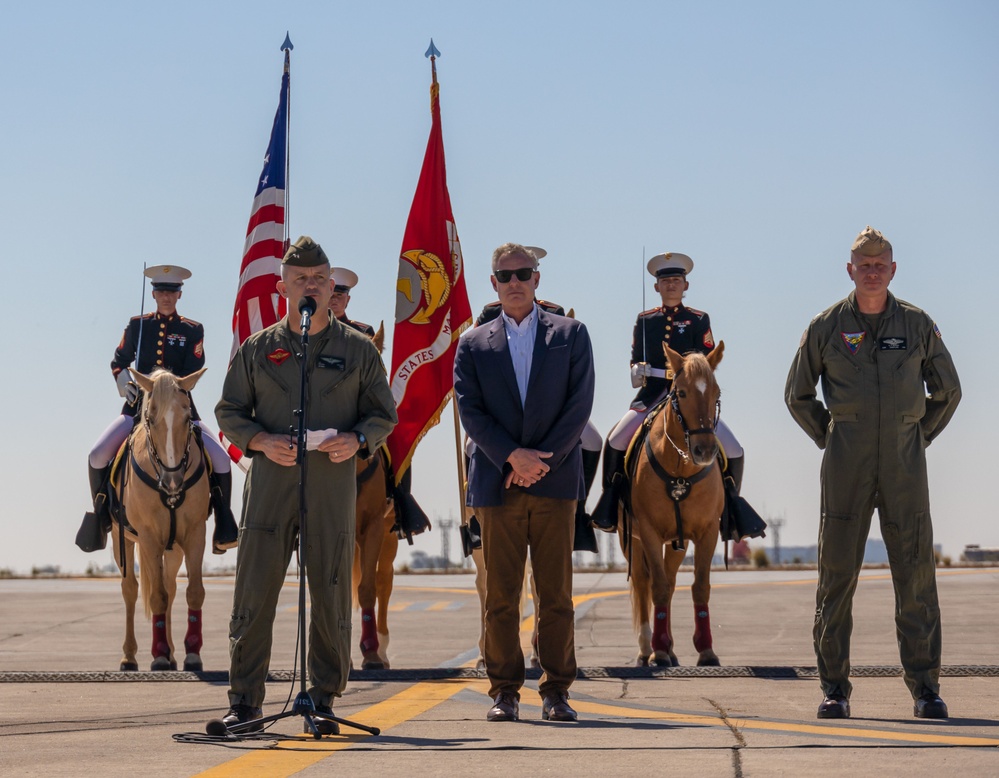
xmin=298 ymin=296 xmax=318 ymax=332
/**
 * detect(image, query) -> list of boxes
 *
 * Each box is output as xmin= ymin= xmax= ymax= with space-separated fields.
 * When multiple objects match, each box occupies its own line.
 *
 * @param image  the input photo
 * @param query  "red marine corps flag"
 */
xmin=387 ymin=41 xmax=472 ymax=483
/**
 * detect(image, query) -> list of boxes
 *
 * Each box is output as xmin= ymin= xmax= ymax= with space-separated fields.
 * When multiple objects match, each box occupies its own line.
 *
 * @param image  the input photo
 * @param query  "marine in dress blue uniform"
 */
xmin=77 ymin=265 xmax=239 ymax=555
xmin=590 ymin=252 xmax=744 ymax=532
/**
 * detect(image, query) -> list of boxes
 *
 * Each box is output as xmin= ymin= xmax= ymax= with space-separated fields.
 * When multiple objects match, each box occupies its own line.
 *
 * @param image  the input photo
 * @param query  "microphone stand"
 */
xmin=223 ymin=302 xmax=380 ymax=740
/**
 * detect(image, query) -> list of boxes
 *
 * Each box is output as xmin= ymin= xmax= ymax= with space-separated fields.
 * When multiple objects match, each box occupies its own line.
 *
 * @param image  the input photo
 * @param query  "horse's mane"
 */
xmin=682 ymin=352 xmax=715 ymax=385
xmin=147 ymin=369 xmax=183 ymax=414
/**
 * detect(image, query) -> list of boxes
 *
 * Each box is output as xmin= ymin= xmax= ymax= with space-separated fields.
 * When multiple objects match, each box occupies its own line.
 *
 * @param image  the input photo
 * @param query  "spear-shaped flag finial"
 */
xmin=281 ymin=32 xmax=294 ymax=52
xmin=425 ymin=39 xmax=441 ymax=59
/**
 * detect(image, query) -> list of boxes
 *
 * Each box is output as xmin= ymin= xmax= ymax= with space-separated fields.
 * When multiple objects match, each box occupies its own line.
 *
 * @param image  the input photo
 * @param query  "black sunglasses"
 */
xmin=493 ymin=267 xmax=535 ymax=283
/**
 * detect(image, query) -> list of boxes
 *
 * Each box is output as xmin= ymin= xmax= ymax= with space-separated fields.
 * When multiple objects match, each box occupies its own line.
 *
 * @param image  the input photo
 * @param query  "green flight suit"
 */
xmin=217 ymin=314 xmax=397 ymax=708
xmin=785 ymin=291 xmax=961 ymax=701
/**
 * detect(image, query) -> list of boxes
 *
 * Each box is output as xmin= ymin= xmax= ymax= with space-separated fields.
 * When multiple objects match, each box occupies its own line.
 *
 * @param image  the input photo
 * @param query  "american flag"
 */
xmin=223 ymin=41 xmax=291 ymax=467
xmin=229 ymin=45 xmax=290 ymax=360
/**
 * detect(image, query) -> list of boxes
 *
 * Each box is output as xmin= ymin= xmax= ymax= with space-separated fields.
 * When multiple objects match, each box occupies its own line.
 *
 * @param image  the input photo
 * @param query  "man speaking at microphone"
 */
xmin=215 ymin=235 xmax=397 ymax=732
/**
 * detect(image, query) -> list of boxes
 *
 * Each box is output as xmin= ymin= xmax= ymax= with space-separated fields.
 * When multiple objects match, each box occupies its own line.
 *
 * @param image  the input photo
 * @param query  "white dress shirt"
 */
xmin=500 ymin=304 xmax=539 ymax=407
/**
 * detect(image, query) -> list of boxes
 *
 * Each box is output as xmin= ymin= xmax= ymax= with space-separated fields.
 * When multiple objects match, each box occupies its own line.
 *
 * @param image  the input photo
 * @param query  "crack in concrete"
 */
xmin=708 ymin=697 xmax=745 ymax=777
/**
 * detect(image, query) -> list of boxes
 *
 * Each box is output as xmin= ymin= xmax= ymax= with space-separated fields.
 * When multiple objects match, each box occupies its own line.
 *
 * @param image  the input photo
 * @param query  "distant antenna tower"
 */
xmin=438 ymin=515 xmax=455 ymax=569
xmin=770 ymin=514 xmax=786 ymax=565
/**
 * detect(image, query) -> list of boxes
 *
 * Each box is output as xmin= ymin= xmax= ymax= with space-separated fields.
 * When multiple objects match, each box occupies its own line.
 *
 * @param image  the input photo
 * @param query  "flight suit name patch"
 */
xmin=317 ymin=356 xmax=345 ymax=370
xmin=841 ymin=331 xmax=865 ymax=354
xmin=879 ymin=337 xmax=907 ymax=351
xmin=267 ymin=348 xmax=291 ymax=365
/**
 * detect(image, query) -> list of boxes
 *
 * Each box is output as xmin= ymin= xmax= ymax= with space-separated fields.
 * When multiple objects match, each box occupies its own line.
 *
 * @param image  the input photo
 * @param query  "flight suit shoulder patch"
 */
xmin=267 ymin=348 xmax=291 ymax=365
xmin=841 ymin=331 xmax=865 ymax=354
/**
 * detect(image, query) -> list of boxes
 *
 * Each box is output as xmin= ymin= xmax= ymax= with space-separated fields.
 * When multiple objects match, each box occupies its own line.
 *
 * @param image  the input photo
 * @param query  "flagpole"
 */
xmin=281 ymin=32 xmax=293 ymax=254
xmin=425 ymin=38 xmax=469 ymax=526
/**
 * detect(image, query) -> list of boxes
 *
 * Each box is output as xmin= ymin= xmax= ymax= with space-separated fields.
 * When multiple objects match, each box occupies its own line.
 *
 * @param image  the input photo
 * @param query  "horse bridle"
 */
xmin=141 ymin=402 xmax=195 ymax=509
xmin=661 ymin=373 xmax=721 ymax=463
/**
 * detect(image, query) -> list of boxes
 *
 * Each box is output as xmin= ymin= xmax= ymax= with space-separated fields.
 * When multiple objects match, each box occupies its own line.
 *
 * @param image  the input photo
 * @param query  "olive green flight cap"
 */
xmin=282 ymin=235 xmax=330 ymax=267
xmin=851 ymin=226 xmax=892 ymax=257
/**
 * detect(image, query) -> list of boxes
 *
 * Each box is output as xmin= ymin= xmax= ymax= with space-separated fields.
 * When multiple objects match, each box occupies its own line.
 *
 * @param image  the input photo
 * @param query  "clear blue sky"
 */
xmin=3 ymin=1 xmax=997 ymax=573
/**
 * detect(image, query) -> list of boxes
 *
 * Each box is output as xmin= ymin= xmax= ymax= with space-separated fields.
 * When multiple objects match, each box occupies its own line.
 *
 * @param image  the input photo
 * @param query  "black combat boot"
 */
xmin=76 ymin=464 xmax=113 ymax=552
xmin=210 ymin=471 xmax=240 ymax=554
xmin=590 ymin=445 xmax=626 ymax=533
xmin=392 ymin=467 xmax=431 ymax=545
xmin=721 ymin=456 xmax=767 ymax=541
xmin=573 ymin=448 xmax=601 ymax=552
xmin=726 ymin=455 xmax=744 ymax=494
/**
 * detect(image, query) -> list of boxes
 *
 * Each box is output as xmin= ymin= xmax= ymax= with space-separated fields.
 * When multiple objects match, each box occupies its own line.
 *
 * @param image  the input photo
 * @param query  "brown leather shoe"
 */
xmin=486 ymin=692 xmax=520 ymax=722
xmin=541 ymin=691 xmax=578 ymax=722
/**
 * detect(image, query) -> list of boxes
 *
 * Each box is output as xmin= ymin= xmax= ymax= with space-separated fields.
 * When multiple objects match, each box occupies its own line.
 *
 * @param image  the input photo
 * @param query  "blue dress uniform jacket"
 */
xmin=475 ymin=299 xmax=565 ymax=327
xmin=630 ymin=304 xmax=714 ymax=408
xmin=337 ymin=315 xmax=375 ymax=337
xmin=111 ymin=312 xmax=205 ymax=416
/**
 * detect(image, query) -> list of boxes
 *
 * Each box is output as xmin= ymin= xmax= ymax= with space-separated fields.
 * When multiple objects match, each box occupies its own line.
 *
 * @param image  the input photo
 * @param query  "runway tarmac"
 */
xmin=1 ymin=567 xmax=997 ymax=776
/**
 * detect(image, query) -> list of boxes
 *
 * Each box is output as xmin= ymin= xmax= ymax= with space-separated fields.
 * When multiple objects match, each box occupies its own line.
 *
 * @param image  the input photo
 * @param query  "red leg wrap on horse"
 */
xmin=184 ymin=608 xmax=203 ymax=655
xmin=651 ymin=606 xmax=672 ymax=652
xmin=693 ymin=603 xmax=712 ymax=652
xmin=152 ymin=614 xmax=170 ymax=659
xmin=359 ymin=608 xmax=379 ymax=654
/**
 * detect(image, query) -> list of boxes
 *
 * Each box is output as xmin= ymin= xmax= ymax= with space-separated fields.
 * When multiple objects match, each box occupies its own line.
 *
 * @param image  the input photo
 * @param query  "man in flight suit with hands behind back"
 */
xmin=785 ymin=226 xmax=961 ymax=721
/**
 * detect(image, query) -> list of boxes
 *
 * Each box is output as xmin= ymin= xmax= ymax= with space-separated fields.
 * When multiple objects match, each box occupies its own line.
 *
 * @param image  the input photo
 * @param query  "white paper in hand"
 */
xmin=306 ymin=428 xmax=338 ymax=451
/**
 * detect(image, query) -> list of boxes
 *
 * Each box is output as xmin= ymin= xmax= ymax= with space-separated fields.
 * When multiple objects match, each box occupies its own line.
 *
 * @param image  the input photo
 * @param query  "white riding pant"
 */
xmin=607 ymin=405 xmax=742 ymax=459
xmin=89 ymin=416 xmax=231 ymax=474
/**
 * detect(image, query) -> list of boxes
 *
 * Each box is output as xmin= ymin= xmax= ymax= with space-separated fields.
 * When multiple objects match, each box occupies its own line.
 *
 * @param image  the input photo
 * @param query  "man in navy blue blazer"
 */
xmin=454 ymin=242 xmax=595 ymax=723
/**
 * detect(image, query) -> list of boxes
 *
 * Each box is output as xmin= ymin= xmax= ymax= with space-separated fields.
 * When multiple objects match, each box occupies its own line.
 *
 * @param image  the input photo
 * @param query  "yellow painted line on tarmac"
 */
xmin=427 ymin=601 xmax=454 ymax=612
xmin=393 ymin=585 xmax=479 ymax=595
xmin=571 ymin=699 xmax=999 ymax=747
xmin=193 ymin=678 xmax=473 ymax=778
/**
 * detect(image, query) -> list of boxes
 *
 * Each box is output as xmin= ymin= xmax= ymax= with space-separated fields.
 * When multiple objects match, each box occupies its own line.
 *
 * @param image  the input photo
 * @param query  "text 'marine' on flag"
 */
xmin=229 ymin=51 xmax=290 ymax=361
xmin=387 ymin=63 xmax=472 ymax=484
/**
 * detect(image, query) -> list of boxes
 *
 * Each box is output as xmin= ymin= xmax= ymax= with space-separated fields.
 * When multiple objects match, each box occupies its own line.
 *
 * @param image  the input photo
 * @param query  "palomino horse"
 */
xmin=112 ymin=367 xmax=211 ymax=672
xmin=623 ymin=342 xmax=726 ymax=667
xmin=351 ymin=447 xmax=398 ymax=669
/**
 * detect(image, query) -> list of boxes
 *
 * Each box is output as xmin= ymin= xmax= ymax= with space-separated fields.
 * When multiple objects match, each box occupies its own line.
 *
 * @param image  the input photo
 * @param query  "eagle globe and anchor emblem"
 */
xmin=395 ymin=222 xmax=462 ymax=325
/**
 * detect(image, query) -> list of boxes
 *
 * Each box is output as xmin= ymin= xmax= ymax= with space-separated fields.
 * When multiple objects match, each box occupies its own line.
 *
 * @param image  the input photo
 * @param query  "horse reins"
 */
xmin=127 ymin=407 xmax=205 ymax=557
xmin=646 ymin=378 xmax=720 ymax=551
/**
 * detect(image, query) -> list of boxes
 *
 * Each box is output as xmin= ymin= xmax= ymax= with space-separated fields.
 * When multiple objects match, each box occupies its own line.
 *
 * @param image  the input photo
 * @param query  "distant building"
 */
xmin=961 ymin=545 xmax=999 ymax=562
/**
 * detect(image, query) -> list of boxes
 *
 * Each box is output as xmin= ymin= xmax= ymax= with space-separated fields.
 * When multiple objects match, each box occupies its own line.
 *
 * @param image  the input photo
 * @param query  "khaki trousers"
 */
xmin=478 ymin=492 xmax=576 ymax=699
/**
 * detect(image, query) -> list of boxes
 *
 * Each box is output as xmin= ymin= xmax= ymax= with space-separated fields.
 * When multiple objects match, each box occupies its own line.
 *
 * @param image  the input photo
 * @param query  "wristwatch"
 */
xmin=352 ymin=430 xmax=370 ymax=459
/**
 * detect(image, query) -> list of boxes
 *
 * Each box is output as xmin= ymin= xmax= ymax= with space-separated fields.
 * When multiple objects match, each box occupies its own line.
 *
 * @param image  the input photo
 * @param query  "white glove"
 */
xmin=116 ymin=370 xmax=139 ymax=403
xmin=630 ymin=362 xmax=652 ymax=388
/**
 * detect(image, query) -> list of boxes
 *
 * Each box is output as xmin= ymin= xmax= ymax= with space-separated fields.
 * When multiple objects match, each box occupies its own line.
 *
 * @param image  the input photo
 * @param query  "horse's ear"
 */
xmin=130 ymin=368 xmax=154 ymax=394
xmin=177 ymin=367 xmax=208 ymax=392
xmin=707 ymin=340 xmax=725 ymax=370
xmin=566 ymin=307 xmax=575 ymax=319
xmin=373 ymin=321 xmax=385 ymax=354
xmin=663 ymin=343 xmax=684 ymax=375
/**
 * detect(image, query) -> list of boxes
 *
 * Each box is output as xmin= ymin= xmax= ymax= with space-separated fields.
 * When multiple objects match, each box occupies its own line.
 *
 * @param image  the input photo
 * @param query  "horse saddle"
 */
xmin=107 ymin=438 xmax=137 ymax=536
